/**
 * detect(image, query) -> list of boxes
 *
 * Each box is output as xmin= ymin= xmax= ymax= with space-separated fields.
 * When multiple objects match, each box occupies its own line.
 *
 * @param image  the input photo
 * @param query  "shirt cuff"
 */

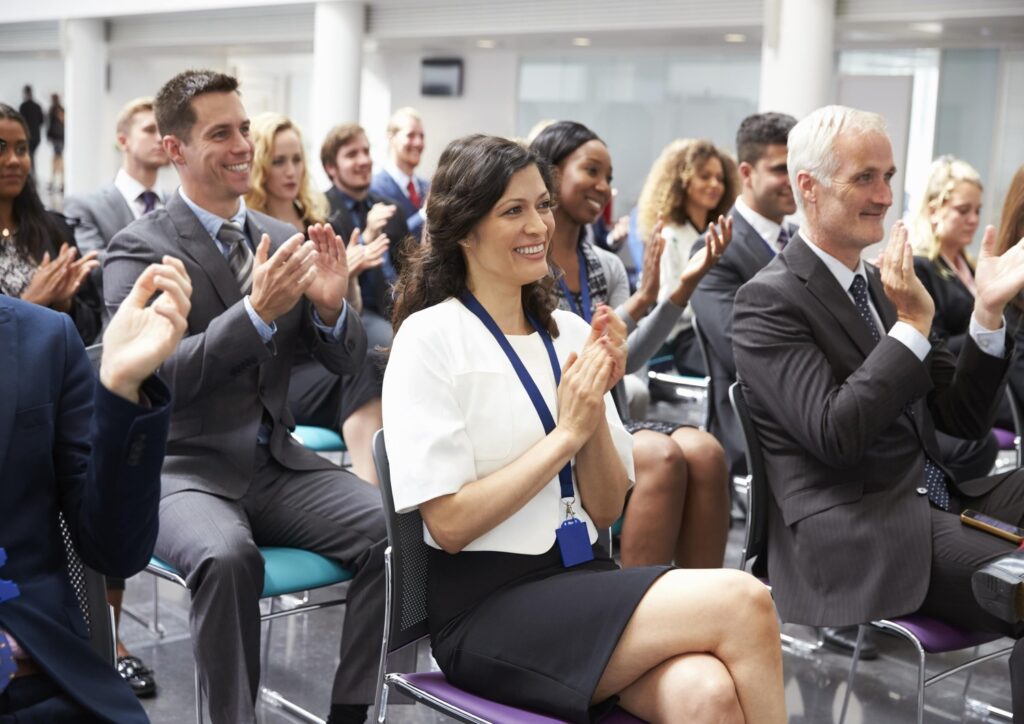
xmin=244 ymin=296 xmax=277 ymax=343
xmin=889 ymin=321 xmax=932 ymax=361
xmin=418 ymin=208 xmax=427 ymax=221
xmin=970 ymin=313 xmax=1007 ymax=358
xmin=312 ymin=300 xmax=348 ymax=343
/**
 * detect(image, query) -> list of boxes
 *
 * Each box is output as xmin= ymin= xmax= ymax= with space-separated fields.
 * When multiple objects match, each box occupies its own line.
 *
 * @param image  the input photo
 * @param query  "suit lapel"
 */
xmin=785 ymin=234 xmax=879 ymax=358
xmin=166 ymin=194 xmax=244 ymax=310
xmin=0 ymin=302 xmax=17 ymax=474
xmin=865 ymin=264 xmax=898 ymax=331
xmin=730 ymin=208 xmax=776 ymax=280
xmin=102 ymin=185 xmax=134 ymax=229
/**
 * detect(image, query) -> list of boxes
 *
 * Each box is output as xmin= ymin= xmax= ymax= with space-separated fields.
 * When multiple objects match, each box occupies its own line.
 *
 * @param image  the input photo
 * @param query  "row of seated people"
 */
xmin=4 ymin=67 xmax=1024 ymax=723
xmin=0 ymin=68 xmax=777 ymax=724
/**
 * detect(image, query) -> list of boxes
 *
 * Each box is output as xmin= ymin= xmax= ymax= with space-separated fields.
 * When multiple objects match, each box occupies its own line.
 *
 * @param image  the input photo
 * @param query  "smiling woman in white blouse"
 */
xmin=382 ymin=134 xmax=785 ymax=724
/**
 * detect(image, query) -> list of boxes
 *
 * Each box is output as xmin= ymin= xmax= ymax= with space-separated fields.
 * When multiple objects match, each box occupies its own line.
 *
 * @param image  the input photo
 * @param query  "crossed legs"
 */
xmin=595 ymin=569 xmax=786 ymax=723
xmin=620 ymin=428 xmax=729 ymax=568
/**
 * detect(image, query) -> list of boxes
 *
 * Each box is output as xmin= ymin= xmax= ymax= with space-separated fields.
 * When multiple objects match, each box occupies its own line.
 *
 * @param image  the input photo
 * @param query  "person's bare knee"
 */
xmin=676 ymin=660 xmax=743 ymax=724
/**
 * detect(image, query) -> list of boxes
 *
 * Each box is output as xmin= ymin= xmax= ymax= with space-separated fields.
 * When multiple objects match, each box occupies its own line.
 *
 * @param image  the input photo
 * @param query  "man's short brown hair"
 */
xmin=320 ymin=123 xmax=366 ymax=173
xmin=154 ymin=69 xmax=239 ymax=142
xmin=116 ymin=97 xmax=155 ymax=137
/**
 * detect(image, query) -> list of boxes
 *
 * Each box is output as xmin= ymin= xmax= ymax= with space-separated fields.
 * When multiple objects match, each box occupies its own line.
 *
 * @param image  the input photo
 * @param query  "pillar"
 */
xmin=61 ymin=18 xmax=107 ymax=197
xmin=759 ymin=0 xmax=836 ymax=118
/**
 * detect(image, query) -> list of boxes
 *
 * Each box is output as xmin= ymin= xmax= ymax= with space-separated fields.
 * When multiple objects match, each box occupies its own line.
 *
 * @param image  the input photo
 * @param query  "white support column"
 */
xmin=759 ymin=0 xmax=836 ymax=119
xmin=311 ymin=0 xmax=364 ymax=188
xmin=61 ymin=17 xmax=107 ymax=197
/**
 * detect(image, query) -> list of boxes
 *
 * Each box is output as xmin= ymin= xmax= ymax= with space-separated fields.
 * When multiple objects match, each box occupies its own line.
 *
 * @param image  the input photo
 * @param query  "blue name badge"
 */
xmin=556 ymin=518 xmax=594 ymax=568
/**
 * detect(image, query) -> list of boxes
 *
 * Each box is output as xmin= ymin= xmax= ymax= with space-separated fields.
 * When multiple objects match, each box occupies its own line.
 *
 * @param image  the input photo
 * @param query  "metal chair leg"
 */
xmin=194 ymin=660 xmax=204 ymax=724
xmin=838 ymin=625 xmax=867 ymax=724
xmin=914 ymin=640 xmax=927 ymax=724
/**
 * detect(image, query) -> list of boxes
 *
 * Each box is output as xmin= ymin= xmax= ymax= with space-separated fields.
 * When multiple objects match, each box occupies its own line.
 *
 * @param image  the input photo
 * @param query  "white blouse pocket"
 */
xmin=454 ymin=370 xmax=514 ymax=461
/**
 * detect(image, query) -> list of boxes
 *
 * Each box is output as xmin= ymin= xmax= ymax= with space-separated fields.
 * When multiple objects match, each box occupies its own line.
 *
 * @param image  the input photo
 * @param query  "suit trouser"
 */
xmin=919 ymin=467 xmax=1024 ymax=719
xmin=155 ymin=448 xmax=387 ymax=724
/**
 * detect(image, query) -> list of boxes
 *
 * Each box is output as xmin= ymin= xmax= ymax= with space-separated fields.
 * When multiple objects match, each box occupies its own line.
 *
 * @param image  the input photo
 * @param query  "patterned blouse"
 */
xmin=0 ymin=234 xmax=36 ymax=298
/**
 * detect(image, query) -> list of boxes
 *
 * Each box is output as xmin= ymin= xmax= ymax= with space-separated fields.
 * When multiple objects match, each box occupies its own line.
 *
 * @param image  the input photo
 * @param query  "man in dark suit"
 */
xmin=103 ymin=70 xmax=386 ymax=724
xmin=369 ymin=106 xmax=429 ymax=242
xmin=733 ymin=105 xmax=1024 ymax=717
xmin=63 ymin=96 xmax=171 ymax=696
xmin=321 ymin=123 xmax=409 ymax=349
xmin=65 ymin=97 xmax=169 ymax=260
xmin=0 ymin=255 xmax=189 ymax=721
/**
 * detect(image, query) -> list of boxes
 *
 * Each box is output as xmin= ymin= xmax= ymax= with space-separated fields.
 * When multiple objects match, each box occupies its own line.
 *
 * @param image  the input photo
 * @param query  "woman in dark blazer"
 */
xmin=0 ymin=103 xmax=100 ymax=344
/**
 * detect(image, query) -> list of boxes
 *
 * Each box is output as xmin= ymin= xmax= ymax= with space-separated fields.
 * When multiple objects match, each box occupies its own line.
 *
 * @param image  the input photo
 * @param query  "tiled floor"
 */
xmin=123 ymin=393 xmax=1015 ymax=723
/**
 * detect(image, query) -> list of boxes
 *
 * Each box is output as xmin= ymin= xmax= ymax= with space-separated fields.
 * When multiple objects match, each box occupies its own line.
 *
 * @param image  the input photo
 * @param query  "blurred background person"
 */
xmin=17 ymin=85 xmax=43 ymax=172
xmin=247 ymin=111 xmax=386 ymax=485
xmin=45 ymin=93 xmax=64 ymax=195
xmin=0 ymin=103 xmax=100 ymax=344
xmin=999 ymin=164 xmax=1024 ymax=414
xmin=637 ymin=139 xmax=738 ymax=376
xmin=370 ymin=106 xmax=429 ymax=242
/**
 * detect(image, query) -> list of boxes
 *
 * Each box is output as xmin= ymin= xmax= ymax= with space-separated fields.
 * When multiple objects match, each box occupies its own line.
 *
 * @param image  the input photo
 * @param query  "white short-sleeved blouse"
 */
xmin=382 ymin=298 xmax=635 ymax=554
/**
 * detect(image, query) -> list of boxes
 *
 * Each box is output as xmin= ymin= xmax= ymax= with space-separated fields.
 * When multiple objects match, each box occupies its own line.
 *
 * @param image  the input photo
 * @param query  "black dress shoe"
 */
xmin=821 ymin=626 xmax=879 ymax=660
xmin=972 ymin=550 xmax=1024 ymax=624
xmin=117 ymin=655 xmax=157 ymax=698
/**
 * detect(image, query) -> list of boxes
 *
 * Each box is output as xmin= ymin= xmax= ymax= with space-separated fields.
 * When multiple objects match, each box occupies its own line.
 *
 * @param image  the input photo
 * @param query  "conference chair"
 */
xmin=371 ymin=430 xmax=644 ymax=724
xmin=85 ymin=344 xmax=355 ymax=723
xmin=60 ymin=513 xmax=117 ymax=665
xmin=727 ymin=382 xmax=1014 ymax=724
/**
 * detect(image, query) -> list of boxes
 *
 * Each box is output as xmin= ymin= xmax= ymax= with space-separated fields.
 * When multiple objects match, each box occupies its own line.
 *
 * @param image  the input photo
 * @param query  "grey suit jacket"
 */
xmin=689 ymin=207 xmax=783 ymax=474
xmin=733 ymin=234 xmax=1009 ymax=626
xmin=63 ymin=183 xmax=135 ymax=257
xmin=102 ymin=193 xmax=368 ymax=500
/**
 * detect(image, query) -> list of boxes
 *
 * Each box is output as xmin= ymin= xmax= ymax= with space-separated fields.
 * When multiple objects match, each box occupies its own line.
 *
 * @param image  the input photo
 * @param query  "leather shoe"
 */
xmin=972 ymin=549 xmax=1024 ymax=624
xmin=117 ymin=655 xmax=156 ymax=698
xmin=821 ymin=626 xmax=878 ymax=660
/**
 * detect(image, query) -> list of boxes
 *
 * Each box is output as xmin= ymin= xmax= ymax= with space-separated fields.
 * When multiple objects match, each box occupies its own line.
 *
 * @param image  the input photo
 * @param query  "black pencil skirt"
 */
xmin=427 ymin=542 xmax=670 ymax=723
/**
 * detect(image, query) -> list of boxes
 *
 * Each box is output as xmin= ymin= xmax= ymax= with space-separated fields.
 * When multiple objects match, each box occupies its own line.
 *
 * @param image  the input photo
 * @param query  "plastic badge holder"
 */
xmin=556 ymin=518 xmax=594 ymax=568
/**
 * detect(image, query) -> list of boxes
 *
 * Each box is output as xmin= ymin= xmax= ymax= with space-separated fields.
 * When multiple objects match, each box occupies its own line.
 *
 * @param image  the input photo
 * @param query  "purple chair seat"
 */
xmin=993 ymin=427 xmax=1016 ymax=450
xmin=882 ymin=613 xmax=1003 ymax=654
xmin=400 ymin=671 xmax=645 ymax=723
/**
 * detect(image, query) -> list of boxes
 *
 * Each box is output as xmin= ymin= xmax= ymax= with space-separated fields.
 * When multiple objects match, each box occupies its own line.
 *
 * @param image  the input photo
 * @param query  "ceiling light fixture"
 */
xmin=476 ymin=39 xmax=497 ymax=49
xmin=724 ymin=33 xmax=747 ymax=43
xmin=572 ymin=37 xmax=592 ymax=47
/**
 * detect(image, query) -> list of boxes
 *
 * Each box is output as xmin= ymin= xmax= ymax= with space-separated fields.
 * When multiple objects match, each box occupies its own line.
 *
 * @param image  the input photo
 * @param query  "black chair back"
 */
xmin=728 ymin=381 xmax=769 ymax=574
xmin=691 ymin=317 xmax=715 ymax=432
xmin=372 ymin=430 xmax=431 ymax=654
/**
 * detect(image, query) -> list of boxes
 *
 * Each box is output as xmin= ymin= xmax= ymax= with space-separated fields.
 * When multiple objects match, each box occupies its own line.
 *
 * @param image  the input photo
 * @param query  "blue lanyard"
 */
xmin=460 ymin=291 xmax=574 ymax=500
xmin=557 ymin=245 xmax=592 ymax=323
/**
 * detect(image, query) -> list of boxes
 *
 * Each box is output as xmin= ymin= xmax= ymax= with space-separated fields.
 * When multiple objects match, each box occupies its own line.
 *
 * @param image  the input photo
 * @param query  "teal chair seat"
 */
xmin=149 ymin=547 xmax=353 ymax=598
xmin=292 ymin=425 xmax=347 ymax=452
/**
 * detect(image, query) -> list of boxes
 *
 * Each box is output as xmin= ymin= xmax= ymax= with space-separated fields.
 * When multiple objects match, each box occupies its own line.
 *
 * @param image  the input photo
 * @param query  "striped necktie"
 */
xmin=776 ymin=225 xmax=790 ymax=252
xmin=217 ymin=222 xmax=254 ymax=294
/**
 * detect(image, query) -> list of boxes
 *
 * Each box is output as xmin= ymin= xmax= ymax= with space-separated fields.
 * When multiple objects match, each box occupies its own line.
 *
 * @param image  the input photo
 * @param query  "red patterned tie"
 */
xmin=406 ymin=179 xmax=421 ymax=209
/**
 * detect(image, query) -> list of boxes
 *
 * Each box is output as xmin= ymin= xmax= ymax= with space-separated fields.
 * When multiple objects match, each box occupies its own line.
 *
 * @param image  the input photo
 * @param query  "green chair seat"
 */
xmin=292 ymin=425 xmax=347 ymax=452
xmin=150 ymin=547 xmax=353 ymax=598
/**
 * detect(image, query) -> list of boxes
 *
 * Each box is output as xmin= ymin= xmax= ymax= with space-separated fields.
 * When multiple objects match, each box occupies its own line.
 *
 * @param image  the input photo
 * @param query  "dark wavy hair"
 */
xmin=391 ymin=134 xmax=559 ymax=336
xmin=0 ymin=103 xmax=62 ymax=263
xmin=529 ymin=121 xmax=602 ymax=171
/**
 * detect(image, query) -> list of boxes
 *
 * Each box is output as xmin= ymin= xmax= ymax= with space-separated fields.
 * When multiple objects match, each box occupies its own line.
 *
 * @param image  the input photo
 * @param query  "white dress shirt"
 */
xmin=801 ymin=232 xmax=1005 ymax=360
xmin=113 ymin=168 xmax=164 ymax=220
xmin=734 ymin=196 xmax=786 ymax=254
xmin=383 ymin=300 xmax=634 ymax=554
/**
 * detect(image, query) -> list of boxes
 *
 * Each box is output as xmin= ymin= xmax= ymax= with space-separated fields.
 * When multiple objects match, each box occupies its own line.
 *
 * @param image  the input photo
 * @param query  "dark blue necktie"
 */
xmin=777 ymin=225 xmax=790 ymax=251
xmin=849 ymin=274 xmax=950 ymax=510
xmin=139 ymin=190 xmax=159 ymax=214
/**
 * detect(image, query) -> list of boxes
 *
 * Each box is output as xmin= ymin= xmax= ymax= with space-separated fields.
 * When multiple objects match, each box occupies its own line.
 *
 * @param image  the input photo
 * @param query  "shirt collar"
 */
xmin=114 ymin=168 xmax=161 ymax=206
xmin=385 ymin=163 xmax=412 ymax=191
xmin=801 ymin=229 xmax=867 ymax=292
xmin=734 ymin=196 xmax=783 ymax=245
xmin=177 ymin=188 xmax=247 ymax=241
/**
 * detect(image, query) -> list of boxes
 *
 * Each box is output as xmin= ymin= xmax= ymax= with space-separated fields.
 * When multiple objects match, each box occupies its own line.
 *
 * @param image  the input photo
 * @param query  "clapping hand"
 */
xmin=973 ymin=225 xmax=1024 ymax=331
xmin=585 ymin=304 xmax=627 ymax=390
xmin=634 ymin=215 xmax=666 ymax=308
xmin=345 ymin=227 xmax=390 ymax=277
xmin=304 ymin=223 xmax=350 ymax=326
xmin=249 ymin=233 xmax=318 ymax=324
xmin=556 ymin=341 xmax=614 ymax=447
xmin=101 ymin=256 xmax=191 ymax=403
xmin=680 ymin=216 xmax=732 ymax=286
xmin=879 ymin=220 xmax=934 ymax=337
xmin=21 ymin=243 xmax=100 ymax=311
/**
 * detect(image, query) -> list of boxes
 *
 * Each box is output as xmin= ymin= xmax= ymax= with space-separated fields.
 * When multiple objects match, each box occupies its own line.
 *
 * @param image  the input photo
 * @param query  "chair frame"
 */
xmin=728 ymin=381 xmax=1014 ymax=724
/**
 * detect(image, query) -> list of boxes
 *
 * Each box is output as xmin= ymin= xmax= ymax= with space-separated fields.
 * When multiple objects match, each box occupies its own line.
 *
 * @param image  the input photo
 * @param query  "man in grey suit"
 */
xmin=63 ymin=95 xmax=170 ymax=698
xmin=733 ymin=105 xmax=1024 ymax=717
xmin=103 ymin=70 xmax=386 ymax=724
xmin=64 ymin=96 xmax=169 ymax=258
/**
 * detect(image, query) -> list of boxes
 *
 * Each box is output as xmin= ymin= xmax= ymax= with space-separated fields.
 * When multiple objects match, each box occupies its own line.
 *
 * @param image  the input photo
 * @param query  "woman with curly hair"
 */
xmin=245 ymin=112 xmax=387 ymax=484
xmin=0 ymin=103 xmax=100 ymax=343
xmin=637 ymin=139 xmax=738 ymax=373
xmin=384 ymin=132 xmax=785 ymax=723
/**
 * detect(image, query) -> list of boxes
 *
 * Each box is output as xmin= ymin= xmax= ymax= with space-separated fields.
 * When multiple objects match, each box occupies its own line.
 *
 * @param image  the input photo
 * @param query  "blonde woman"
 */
xmin=637 ymin=139 xmax=738 ymax=372
xmin=247 ymin=112 xmax=388 ymax=485
xmin=910 ymin=155 xmax=984 ymax=354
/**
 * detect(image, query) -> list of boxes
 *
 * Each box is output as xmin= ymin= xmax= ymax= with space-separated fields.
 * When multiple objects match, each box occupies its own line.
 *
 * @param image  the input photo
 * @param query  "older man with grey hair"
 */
xmin=733 ymin=104 xmax=1024 ymax=718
